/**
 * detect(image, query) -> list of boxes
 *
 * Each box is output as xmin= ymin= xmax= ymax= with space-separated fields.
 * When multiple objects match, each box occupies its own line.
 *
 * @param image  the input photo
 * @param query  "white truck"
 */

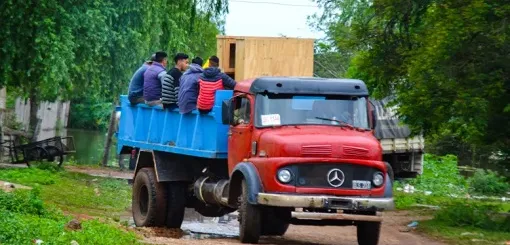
xmin=373 ymin=97 xmax=425 ymax=178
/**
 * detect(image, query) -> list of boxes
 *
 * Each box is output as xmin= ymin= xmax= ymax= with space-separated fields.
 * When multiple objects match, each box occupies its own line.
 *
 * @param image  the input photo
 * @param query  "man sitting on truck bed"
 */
xmin=197 ymin=55 xmax=237 ymax=113
xmin=143 ymin=51 xmax=168 ymax=106
xmin=178 ymin=57 xmax=204 ymax=113
xmin=162 ymin=53 xmax=189 ymax=109
xmin=127 ymin=53 xmax=154 ymax=105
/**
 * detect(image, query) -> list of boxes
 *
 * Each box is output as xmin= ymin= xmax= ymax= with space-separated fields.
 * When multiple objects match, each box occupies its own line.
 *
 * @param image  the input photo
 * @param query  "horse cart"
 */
xmin=1 ymin=136 xmax=75 ymax=167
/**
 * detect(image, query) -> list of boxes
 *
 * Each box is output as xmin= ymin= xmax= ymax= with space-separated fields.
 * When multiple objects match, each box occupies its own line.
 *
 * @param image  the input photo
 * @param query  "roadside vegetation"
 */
xmin=0 ymin=188 xmax=138 ymax=245
xmin=0 ymin=163 xmax=137 ymax=244
xmin=0 ymin=163 xmax=131 ymax=217
xmin=394 ymin=154 xmax=510 ymax=244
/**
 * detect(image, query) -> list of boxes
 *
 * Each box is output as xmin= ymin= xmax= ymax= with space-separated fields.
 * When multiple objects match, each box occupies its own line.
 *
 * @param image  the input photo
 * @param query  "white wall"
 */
xmin=15 ymin=98 xmax=70 ymax=131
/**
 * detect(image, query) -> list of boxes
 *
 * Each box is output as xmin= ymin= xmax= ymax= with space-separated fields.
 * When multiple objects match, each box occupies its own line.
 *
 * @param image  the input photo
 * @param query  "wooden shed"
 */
xmin=216 ymin=36 xmax=315 ymax=81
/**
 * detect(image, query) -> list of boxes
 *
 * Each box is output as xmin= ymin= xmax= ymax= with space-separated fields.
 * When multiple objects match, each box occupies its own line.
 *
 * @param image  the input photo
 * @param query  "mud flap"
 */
xmin=153 ymin=151 xmax=191 ymax=182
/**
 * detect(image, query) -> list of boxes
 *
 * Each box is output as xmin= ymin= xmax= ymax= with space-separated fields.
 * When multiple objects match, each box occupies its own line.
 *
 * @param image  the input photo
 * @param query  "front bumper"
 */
xmin=257 ymin=193 xmax=394 ymax=211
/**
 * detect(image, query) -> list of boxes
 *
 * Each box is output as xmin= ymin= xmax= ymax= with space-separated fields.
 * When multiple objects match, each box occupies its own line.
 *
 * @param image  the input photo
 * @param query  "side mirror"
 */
xmin=221 ymin=99 xmax=232 ymax=125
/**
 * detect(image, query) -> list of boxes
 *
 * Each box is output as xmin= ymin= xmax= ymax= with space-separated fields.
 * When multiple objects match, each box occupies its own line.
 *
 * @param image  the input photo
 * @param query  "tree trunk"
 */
xmin=29 ymin=90 xmax=39 ymax=142
xmin=101 ymin=105 xmax=117 ymax=167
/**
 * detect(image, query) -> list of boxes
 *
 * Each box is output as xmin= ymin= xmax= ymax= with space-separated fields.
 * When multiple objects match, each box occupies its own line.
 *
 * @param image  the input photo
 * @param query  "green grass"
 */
xmin=0 ymin=165 xmax=131 ymax=217
xmin=0 ymin=190 xmax=138 ymax=245
xmin=419 ymin=219 xmax=510 ymax=245
xmin=0 ymin=165 xmax=138 ymax=244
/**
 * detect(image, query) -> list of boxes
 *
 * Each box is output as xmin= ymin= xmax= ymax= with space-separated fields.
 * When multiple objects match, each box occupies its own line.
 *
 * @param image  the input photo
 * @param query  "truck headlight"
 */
xmin=277 ymin=169 xmax=292 ymax=183
xmin=373 ymin=172 xmax=384 ymax=187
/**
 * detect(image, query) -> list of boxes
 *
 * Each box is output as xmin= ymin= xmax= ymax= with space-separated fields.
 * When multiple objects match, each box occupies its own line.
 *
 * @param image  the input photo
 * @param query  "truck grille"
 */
xmin=342 ymin=146 xmax=370 ymax=159
xmin=293 ymin=164 xmax=376 ymax=189
xmin=301 ymin=145 xmax=332 ymax=157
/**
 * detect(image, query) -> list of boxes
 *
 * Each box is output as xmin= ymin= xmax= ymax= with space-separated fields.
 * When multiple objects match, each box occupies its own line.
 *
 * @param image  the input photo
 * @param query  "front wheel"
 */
xmin=261 ymin=207 xmax=291 ymax=236
xmin=357 ymin=221 xmax=381 ymax=245
xmin=238 ymin=179 xmax=261 ymax=244
xmin=132 ymin=168 xmax=168 ymax=227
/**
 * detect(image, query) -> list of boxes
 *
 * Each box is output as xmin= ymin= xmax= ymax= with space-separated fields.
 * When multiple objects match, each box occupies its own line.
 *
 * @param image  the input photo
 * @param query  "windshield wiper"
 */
xmin=315 ymin=117 xmax=356 ymax=129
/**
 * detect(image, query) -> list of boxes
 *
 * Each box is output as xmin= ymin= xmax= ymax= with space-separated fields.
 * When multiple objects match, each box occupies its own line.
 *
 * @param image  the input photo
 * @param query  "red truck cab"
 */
xmin=222 ymin=77 xmax=394 ymax=244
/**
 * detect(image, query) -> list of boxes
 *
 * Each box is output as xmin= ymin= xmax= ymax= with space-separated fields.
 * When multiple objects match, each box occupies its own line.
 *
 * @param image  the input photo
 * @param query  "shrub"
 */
xmin=0 ymin=188 xmax=46 ymax=216
xmin=0 ymin=189 xmax=138 ymax=244
xmin=395 ymin=154 xmax=468 ymax=196
xmin=468 ymin=169 xmax=510 ymax=196
xmin=434 ymin=200 xmax=510 ymax=232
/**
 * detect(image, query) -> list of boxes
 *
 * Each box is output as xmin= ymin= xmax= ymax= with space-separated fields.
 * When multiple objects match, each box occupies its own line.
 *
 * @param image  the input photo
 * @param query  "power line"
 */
xmin=314 ymin=60 xmax=339 ymax=78
xmin=229 ymin=0 xmax=317 ymax=8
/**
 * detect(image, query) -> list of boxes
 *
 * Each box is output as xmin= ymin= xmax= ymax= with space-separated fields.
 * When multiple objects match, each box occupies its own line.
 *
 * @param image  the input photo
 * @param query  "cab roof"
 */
xmin=235 ymin=77 xmax=369 ymax=96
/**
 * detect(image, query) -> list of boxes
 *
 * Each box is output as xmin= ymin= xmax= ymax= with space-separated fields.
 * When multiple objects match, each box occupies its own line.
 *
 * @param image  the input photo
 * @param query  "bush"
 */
xmin=468 ymin=169 xmax=510 ymax=196
xmin=0 ymin=189 xmax=138 ymax=244
xmin=0 ymin=188 xmax=46 ymax=216
xmin=395 ymin=154 xmax=468 ymax=196
xmin=434 ymin=200 xmax=510 ymax=232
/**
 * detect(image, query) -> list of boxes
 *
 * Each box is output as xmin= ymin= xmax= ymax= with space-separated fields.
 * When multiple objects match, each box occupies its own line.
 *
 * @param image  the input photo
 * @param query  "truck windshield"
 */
xmin=255 ymin=93 xmax=369 ymax=129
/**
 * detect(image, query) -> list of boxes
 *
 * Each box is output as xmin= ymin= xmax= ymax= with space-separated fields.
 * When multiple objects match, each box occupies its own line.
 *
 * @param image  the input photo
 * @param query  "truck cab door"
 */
xmin=227 ymin=96 xmax=253 ymax=173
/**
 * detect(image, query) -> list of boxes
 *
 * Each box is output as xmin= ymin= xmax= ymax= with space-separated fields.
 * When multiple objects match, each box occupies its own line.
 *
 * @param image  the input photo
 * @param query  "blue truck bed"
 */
xmin=116 ymin=90 xmax=233 ymax=159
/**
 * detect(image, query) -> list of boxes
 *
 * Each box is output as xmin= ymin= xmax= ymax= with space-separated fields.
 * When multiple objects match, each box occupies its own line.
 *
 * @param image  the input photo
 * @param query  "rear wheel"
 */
xmin=261 ymin=207 xmax=291 ymax=236
xmin=45 ymin=146 xmax=63 ymax=167
xmin=357 ymin=221 xmax=381 ymax=245
xmin=165 ymin=182 xmax=187 ymax=228
xmin=238 ymin=179 xmax=261 ymax=244
xmin=132 ymin=168 xmax=168 ymax=227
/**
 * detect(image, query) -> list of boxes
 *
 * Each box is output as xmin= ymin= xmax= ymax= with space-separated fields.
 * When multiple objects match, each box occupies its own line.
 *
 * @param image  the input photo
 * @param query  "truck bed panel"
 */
xmin=116 ymin=91 xmax=233 ymax=159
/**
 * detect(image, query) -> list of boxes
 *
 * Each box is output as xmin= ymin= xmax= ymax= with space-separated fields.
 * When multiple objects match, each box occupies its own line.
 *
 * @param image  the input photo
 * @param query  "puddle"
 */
xmin=120 ymin=208 xmax=239 ymax=240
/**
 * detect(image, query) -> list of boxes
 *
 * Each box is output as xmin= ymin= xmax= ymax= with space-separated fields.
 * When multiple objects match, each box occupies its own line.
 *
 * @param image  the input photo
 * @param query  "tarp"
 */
xmin=372 ymin=97 xmax=411 ymax=139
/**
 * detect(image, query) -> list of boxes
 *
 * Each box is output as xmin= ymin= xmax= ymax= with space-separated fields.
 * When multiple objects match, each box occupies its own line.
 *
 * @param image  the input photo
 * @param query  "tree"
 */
xmin=313 ymin=41 xmax=351 ymax=78
xmin=313 ymin=0 xmax=510 ymax=162
xmin=0 ymin=0 xmax=228 ymax=135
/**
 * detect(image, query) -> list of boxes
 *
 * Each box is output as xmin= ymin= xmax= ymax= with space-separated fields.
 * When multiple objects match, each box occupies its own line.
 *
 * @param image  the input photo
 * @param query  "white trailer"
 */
xmin=373 ymin=97 xmax=425 ymax=178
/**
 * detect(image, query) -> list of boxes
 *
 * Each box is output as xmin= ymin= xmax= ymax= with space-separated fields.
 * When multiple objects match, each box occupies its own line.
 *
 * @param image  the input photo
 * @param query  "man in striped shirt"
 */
xmin=162 ymin=53 xmax=189 ymax=109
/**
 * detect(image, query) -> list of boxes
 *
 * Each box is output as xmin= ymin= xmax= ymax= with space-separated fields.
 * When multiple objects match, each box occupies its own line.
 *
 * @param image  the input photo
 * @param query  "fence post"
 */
xmin=101 ymin=105 xmax=117 ymax=167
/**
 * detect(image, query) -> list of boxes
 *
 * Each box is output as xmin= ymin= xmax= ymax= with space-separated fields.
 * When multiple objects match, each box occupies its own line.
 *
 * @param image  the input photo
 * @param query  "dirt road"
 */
xmin=135 ymin=210 xmax=445 ymax=245
xmin=52 ymin=166 xmax=445 ymax=244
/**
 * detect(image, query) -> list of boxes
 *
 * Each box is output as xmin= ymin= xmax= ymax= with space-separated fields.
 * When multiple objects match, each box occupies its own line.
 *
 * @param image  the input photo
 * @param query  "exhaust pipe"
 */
xmin=194 ymin=177 xmax=232 ymax=207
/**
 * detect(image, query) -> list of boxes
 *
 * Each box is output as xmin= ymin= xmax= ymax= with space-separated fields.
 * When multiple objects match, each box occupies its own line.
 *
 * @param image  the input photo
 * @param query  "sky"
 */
xmin=224 ymin=0 xmax=325 ymax=39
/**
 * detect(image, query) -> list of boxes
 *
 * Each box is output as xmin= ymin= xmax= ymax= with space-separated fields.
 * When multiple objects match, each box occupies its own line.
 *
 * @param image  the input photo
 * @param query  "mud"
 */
xmin=127 ymin=208 xmax=445 ymax=245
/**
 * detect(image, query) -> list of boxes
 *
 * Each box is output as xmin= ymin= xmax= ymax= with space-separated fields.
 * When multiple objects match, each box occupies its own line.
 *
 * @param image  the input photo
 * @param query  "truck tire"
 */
xmin=384 ymin=162 xmax=394 ymax=183
xmin=261 ymin=207 xmax=290 ymax=236
xmin=132 ymin=168 xmax=168 ymax=227
xmin=238 ymin=179 xmax=261 ymax=243
xmin=165 ymin=182 xmax=187 ymax=228
xmin=356 ymin=221 xmax=381 ymax=245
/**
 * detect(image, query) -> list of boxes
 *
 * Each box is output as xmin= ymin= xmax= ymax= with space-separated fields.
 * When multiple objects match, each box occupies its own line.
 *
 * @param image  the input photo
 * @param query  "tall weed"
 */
xmin=434 ymin=200 xmax=510 ymax=232
xmin=396 ymin=154 xmax=468 ymax=196
xmin=468 ymin=169 xmax=509 ymax=196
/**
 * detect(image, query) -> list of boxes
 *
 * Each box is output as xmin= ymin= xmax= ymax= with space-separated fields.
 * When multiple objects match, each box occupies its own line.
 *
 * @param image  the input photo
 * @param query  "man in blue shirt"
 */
xmin=178 ymin=57 xmax=203 ymax=113
xmin=128 ymin=54 xmax=155 ymax=105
